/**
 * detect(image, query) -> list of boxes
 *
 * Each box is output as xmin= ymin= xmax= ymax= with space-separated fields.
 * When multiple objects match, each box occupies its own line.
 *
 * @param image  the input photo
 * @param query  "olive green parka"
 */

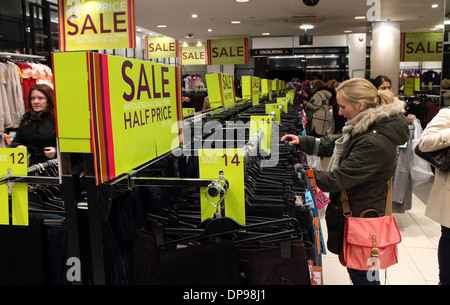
xmin=298 ymin=98 xmax=410 ymax=254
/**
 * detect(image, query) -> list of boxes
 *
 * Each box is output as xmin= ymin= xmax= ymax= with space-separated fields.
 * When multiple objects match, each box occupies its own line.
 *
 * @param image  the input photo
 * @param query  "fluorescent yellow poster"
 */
xmin=58 ymin=0 xmax=136 ymax=51
xmin=207 ymin=38 xmax=249 ymax=65
xmin=242 ymin=76 xmax=260 ymax=106
xmin=179 ymin=46 xmax=208 ymax=65
xmin=53 ymin=52 xmax=183 ymax=185
xmin=261 ymin=79 xmax=272 ymax=101
xmin=401 ymin=32 xmax=443 ymax=62
xmin=198 ymin=149 xmax=245 ymax=225
xmin=0 ymin=148 xmax=28 ymax=226
xmin=145 ymin=36 xmax=178 ymax=59
xmin=221 ymin=73 xmax=236 ymax=107
xmin=205 ymin=73 xmax=236 ymax=108
xmin=108 ymin=55 xmax=181 ymax=179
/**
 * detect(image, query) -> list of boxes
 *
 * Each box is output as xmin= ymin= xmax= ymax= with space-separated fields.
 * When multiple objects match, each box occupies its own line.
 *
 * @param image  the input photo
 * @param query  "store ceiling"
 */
xmin=134 ymin=0 xmax=445 ymax=44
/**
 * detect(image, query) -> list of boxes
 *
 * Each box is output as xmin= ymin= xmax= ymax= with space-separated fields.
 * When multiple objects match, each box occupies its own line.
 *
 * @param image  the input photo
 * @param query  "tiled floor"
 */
xmin=319 ymin=176 xmax=441 ymax=285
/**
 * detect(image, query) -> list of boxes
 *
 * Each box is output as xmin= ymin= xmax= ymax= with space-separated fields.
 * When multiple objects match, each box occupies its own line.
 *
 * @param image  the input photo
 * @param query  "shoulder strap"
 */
xmin=341 ymin=176 xmax=393 ymax=218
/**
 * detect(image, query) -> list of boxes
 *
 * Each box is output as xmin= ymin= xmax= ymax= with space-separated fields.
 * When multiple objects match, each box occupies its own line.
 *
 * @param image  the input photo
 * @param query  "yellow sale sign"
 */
xmin=53 ymin=52 xmax=183 ymax=184
xmin=145 ymin=36 xmax=178 ymax=59
xmin=57 ymin=0 xmax=136 ymax=51
xmin=261 ymin=79 xmax=272 ymax=101
xmin=179 ymin=46 xmax=208 ymax=65
xmin=242 ymin=76 xmax=260 ymax=106
xmin=401 ymin=32 xmax=443 ymax=62
xmin=205 ymin=73 xmax=236 ymax=108
xmin=207 ymin=38 xmax=249 ymax=65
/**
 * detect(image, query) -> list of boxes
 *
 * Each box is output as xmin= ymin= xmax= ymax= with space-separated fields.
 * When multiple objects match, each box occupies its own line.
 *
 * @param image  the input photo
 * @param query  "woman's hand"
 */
xmin=280 ymin=134 xmax=300 ymax=145
xmin=16 ymin=145 xmax=27 ymax=148
xmin=43 ymin=147 xmax=56 ymax=159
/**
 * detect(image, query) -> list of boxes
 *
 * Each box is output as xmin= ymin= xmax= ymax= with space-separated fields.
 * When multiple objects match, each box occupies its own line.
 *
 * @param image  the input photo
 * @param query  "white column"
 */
xmin=349 ymin=33 xmax=367 ymax=79
xmin=371 ymin=21 xmax=401 ymax=94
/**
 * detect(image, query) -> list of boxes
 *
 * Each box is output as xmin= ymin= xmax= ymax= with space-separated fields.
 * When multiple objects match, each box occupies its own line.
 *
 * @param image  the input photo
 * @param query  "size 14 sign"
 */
xmin=198 ymin=149 xmax=245 ymax=225
xmin=0 ymin=148 xmax=28 ymax=226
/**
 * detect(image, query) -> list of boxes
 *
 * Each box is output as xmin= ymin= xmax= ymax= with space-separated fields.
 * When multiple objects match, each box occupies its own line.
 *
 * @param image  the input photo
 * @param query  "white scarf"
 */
xmin=327 ymin=111 xmax=365 ymax=171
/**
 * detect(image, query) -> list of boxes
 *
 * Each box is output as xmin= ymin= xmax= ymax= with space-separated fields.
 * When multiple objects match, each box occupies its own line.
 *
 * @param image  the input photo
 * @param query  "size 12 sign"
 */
xmin=0 ymin=148 xmax=28 ymax=226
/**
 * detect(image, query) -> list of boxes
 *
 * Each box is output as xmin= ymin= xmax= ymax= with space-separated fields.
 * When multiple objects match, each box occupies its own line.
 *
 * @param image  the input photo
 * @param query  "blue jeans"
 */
xmin=439 ymin=226 xmax=450 ymax=285
xmin=347 ymin=268 xmax=380 ymax=285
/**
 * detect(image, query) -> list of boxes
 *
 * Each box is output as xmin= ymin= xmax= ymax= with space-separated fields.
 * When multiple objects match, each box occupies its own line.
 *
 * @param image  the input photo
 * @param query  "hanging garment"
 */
xmin=17 ymin=62 xmax=36 ymax=110
xmin=6 ymin=62 xmax=25 ymax=128
xmin=234 ymin=239 xmax=312 ymax=285
xmin=0 ymin=62 xmax=13 ymax=130
xmin=157 ymin=241 xmax=242 ymax=285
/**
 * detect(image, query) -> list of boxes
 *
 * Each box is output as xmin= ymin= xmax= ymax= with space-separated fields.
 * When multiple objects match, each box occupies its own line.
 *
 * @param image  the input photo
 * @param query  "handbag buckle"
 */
xmin=371 ymin=235 xmax=379 ymax=257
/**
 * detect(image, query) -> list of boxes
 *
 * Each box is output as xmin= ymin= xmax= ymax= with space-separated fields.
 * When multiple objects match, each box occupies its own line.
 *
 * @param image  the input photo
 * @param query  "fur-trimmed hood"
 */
xmin=349 ymin=98 xmax=409 ymax=146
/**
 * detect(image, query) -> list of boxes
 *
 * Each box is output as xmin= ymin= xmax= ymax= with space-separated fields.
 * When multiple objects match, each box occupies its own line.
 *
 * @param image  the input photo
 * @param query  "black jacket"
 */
xmin=11 ymin=111 xmax=56 ymax=165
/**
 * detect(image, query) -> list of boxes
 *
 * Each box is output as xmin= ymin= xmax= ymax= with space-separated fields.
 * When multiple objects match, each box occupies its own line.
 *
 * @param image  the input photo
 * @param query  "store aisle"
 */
xmin=320 ymin=177 xmax=441 ymax=285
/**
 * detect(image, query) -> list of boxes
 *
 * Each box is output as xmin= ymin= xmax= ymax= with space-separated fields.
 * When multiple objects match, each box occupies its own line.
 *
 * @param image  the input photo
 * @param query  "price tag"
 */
xmin=198 ymin=148 xmax=245 ymax=225
xmin=308 ymin=260 xmax=323 ymax=285
xmin=0 ymin=148 xmax=28 ymax=226
xmin=315 ymin=187 xmax=331 ymax=210
xmin=304 ymin=191 xmax=314 ymax=205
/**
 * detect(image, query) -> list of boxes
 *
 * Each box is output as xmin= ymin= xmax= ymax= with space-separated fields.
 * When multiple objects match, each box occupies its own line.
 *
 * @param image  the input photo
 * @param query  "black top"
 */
xmin=11 ymin=111 xmax=56 ymax=165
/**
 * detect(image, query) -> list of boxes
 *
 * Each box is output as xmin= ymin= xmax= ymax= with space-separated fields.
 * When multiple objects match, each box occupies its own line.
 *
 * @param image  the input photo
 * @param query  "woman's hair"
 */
xmin=312 ymin=79 xmax=325 ymax=90
xmin=371 ymin=75 xmax=391 ymax=89
xmin=27 ymin=84 xmax=55 ymax=120
xmin=336 ymin=78 xmax=396 ymax=108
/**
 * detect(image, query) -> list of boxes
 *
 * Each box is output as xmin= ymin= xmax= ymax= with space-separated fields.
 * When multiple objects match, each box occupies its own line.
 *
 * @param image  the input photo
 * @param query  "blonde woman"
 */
xmin=282 ymin=78 xmax=410 ymax=285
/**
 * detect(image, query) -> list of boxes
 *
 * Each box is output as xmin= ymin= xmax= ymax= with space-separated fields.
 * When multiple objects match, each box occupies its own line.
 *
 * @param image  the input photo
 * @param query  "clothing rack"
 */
xmin=0 ymin=52 xmax=46 ymax=61
xmin=3 ymin=90 xmax=323 ymax=285
xmin=0 ymin=158 xmax=59 ymax=185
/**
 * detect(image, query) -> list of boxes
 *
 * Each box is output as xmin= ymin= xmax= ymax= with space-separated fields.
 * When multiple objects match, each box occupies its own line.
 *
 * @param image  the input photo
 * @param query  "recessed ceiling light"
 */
xmin=435 ymin=24 xmax=444 ymax=29
xmin=157 ymin=25 xmax=167 ymax=28
xmin=299 ymin=24 xmax=314 ymax=30
xmin=262 ymin=32 xmax=270 ymax=35
xmin=231 ymin=20 xmax=241 ymax=24
xmin=192 ymin=14 xmax=198 ymax=18
xmin=208 ymin=28 xmax=213 ymax=32
xmin=343 ymin=30 xmax=352 ymax=33
xmin=432 ymin=4 xmax=439 ymax=8
xmin=354 ymin=16 xmax=366 ymax=20
xmin=236 ymin=0 xmax=249 ymax=2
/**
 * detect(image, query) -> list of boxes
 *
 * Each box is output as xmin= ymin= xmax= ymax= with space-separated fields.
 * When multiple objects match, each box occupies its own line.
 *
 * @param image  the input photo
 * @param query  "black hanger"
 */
xmin=153 ymin=216 xmax=301 ymax=249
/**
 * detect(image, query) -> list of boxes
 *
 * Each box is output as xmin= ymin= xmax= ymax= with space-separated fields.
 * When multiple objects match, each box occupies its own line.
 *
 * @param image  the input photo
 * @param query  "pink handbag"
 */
xmin=338 ymin=178 xmax=402 ymax=270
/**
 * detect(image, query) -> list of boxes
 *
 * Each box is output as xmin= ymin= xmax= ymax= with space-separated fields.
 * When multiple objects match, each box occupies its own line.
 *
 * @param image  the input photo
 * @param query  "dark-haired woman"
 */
xmin=12 ymin=84 xmax=56 ymax=165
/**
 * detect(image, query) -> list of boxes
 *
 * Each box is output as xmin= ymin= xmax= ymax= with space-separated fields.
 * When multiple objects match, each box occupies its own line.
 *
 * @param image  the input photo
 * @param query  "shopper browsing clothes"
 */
xmin=281 ymin=78 xmax=410 ymax=285
xmin=417 ymin=107 xmax=450 ymax=285
xmin=303 ymin=79 xmax=336 ymax=137
xmin=12 ymin=84 xmax=57 ymax=165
